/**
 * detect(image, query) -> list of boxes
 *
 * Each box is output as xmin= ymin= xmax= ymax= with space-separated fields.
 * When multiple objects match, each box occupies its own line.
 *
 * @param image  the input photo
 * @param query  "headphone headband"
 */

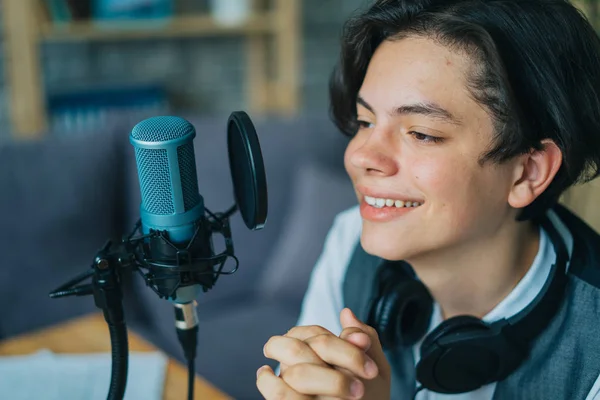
xmin=497 ymin=213 xmax=569 ymax=345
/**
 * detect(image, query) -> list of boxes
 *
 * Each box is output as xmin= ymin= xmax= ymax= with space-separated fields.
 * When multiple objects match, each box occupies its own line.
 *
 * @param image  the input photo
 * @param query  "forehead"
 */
xmin=360 ymin=36 xmax=477 ymax=113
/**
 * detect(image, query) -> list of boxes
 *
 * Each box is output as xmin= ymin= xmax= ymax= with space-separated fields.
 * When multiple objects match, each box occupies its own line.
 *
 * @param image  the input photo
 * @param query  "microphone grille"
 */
xmin=177 ymin=144 xmax=201 ymax=210
xmin=131 ymin=116 xmax=201 ymax=216
xmin=131 ymin=116 xmax=195 ymax=142
xmin=135 ymin=148 xmax=176 ymax=214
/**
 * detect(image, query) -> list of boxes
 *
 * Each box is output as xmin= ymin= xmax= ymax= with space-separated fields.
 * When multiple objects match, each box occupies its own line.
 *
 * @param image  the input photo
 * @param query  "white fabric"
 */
xmin=0 ymin=350 xmax=167 ymax=400
xmin=295 ymin=205 xmax=600 ymax=400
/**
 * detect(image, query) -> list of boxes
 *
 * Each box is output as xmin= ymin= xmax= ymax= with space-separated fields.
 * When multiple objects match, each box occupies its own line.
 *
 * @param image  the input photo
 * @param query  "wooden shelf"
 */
xmin=39 ymin=13 xmax=277 ymax=42
xmin=1 ymin=0 xmax=301 ymax=139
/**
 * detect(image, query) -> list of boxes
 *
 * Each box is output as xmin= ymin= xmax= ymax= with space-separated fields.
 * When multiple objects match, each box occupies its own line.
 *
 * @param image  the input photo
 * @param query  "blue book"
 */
xmin=45 ymin=0 xmax=72 ymax=24
xmin=92 ymin=0 xmax=174 ymax=21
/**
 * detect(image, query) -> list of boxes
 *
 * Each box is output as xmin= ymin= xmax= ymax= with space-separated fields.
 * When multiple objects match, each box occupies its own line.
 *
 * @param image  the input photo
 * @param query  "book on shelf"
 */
xmin=40 ymin=0 xmax=174 ymax=24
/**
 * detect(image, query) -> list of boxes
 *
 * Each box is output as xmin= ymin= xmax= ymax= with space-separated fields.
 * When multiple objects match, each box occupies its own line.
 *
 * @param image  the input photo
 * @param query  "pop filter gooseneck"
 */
xmin=227 ymin=111 xmax=268 ymax=231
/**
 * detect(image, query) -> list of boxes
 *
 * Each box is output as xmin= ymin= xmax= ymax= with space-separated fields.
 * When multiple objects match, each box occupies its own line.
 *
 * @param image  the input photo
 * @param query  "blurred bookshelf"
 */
xmin=1 ymin=0 xmax=301 ymax=139
xmin=39 ymin=13 xmax=274 ymax=41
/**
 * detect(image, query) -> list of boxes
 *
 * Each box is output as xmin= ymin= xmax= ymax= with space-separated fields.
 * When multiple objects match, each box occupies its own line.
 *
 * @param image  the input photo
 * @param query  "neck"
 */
xmin=408 ymin=218 xmax=541 ymax=320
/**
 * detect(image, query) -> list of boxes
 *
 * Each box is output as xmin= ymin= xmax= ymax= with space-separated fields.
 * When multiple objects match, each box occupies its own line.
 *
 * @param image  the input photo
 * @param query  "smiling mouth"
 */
xmin=364 ymin=196 xmax=423 ymax=209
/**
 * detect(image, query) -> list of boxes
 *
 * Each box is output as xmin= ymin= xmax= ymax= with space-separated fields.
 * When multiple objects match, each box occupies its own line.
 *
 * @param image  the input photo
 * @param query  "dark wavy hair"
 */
xmin=329 ymin=0 xmax=600 ymax=220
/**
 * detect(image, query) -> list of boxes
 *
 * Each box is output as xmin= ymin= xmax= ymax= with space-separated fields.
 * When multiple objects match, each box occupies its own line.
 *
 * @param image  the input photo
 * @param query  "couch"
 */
xmin=0 ymin=111 xmax=358 ymax=399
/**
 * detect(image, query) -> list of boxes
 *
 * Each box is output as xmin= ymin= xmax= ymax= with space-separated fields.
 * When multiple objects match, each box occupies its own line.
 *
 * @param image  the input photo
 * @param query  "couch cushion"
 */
xmin=257 ymin=161 xmax=356 ymax=309
xmin=0 ymin=129 xmax=125 ymax=337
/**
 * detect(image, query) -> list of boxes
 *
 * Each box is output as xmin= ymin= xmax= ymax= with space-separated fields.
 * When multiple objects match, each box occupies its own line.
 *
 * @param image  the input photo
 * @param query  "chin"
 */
xmin=360 ymin=229 xmax=417 ymax=261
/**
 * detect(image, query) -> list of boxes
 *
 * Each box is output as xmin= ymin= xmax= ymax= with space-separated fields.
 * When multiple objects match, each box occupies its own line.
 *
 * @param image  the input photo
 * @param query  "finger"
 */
xmin=256 ymin=365 xmax=312 ymax=400
xmin=282 ymin=363 xmax=364 ymax=400
xmin=340 ymin=308 xmax=388 ymax=376
xmin=285 ymin=325 xmax=372 ymax=366
xmin=331 ymin=364 xmax=363 ymax=394
xmin=304 ymin=333 xmax=378 ymax=379
xmin=285 ymin=325 xmax=333 ymax=341
xmin=339 ymin=327 xmax=371 ymax=352
xmin=264 ymin=335 xmax=328 ymax=368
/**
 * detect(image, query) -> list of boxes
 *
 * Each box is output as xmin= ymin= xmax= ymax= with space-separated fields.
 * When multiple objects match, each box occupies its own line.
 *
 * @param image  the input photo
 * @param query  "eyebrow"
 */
xmin=357 ymin=95 xmax=461 ymax=126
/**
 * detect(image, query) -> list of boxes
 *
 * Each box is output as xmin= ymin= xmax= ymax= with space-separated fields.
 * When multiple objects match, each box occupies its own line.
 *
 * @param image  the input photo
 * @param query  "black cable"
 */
xmin=107 ymin=321 xmax=129 ymax=400
xmin=187 ymin=356 xmax=195 ymax=400
xmin=176 ymin=325 xmax=198 ymax=400
xmin=174 ymin=299 xmax=199 ymax=400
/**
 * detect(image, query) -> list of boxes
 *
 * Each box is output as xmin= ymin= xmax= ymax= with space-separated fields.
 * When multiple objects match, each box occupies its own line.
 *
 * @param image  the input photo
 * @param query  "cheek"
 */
xmin=413 ymin=155 xmax=489 ymax=222
xmin=411 ymin=155 xmax=476 ymax=201
xmin=344 ymin=136 xmax=363 ymax=177
xmin=418 ymin=155 xmax=513 ymax=231
xmin=343 ymin=145 xmax=352 ymax=174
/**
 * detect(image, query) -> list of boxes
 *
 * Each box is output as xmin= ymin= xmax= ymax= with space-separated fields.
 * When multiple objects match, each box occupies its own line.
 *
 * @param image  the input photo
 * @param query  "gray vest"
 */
xmin=343 ymin=205 xmax=600 ymax=399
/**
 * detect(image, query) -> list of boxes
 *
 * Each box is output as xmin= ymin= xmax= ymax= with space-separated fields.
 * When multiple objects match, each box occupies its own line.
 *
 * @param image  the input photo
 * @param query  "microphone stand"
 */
xmin=49 ymin=240 xmax=128 ymax=400
xmin=49 ymin=206 xmax=239 ymax=400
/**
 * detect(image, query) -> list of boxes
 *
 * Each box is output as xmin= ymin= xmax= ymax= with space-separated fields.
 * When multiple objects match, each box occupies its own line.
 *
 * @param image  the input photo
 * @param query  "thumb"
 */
xmin=340 ymin=307 xmax=365 ymax=329
xmin=339 ymin=308 xmax=372 ymax=350
xmin=340 ymin=308 xmax=389 ymax=375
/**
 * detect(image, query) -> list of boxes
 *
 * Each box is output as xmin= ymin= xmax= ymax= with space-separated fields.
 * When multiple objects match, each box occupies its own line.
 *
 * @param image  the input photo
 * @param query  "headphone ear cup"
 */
xmin=417 ymin=316 xmax=512 ymax=394
xmin=370 ymin=279 xmax=433 ymax=349
xmin=420 ymin=315 xmax=489 ymax=355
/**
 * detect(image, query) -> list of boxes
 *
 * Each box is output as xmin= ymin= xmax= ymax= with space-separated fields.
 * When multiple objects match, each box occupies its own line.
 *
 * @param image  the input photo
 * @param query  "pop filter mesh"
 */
xmin=227 ymin=111 xmax=268 ymax=230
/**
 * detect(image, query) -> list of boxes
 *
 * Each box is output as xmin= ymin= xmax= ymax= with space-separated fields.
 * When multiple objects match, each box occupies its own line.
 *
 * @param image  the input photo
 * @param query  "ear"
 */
xmin=508 ymin=139 xmax=562 ymax=209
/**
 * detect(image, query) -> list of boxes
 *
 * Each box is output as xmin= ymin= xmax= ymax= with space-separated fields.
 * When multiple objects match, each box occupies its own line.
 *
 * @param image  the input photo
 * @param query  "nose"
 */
xmin=349 ymin=133 xmax=398 ymax=176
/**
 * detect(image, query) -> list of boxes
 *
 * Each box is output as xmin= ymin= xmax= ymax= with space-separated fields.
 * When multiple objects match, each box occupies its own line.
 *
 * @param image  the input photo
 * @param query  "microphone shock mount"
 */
xmin=49 ymin=207 xmax=239 ymax=400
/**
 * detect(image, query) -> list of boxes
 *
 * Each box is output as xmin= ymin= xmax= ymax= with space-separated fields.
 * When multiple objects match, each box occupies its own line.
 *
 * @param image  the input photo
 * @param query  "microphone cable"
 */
xmin=174 ymin=302 xmax=200 ymax=400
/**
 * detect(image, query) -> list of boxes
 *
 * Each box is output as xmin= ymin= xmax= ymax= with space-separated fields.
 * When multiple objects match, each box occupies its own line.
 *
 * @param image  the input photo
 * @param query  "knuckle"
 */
xmin=285 ymin=326 xmax=301 ymax=336
xmin=272 ymin=388 xmax=288 ymax=400
xmin=291 ymin=324 xmax=328 ymax=338
xmin=364 ymin=324 xmax=378 ymax=337
xmin=308 ymin=325 xmax=330 ymax=335
xmin=287 ymin=339 xmax=308 ymax=359
xmin=340 ymin=327 xmax=363 ymax=338
xmin=282 ymin=363 xmax=310 ymax=386
xmin=308 ymin=333 xmax=332 ymax=349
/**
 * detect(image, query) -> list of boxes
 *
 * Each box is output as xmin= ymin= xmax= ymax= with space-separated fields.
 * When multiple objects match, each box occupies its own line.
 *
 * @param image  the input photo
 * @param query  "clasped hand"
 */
xmin=256 ymin=308 xmax=391 ymax=399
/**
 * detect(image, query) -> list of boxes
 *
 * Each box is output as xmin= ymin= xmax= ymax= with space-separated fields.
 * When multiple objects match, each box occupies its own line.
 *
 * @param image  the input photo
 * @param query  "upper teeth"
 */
xmin=365 ymin=196 xmax=422 ymax=209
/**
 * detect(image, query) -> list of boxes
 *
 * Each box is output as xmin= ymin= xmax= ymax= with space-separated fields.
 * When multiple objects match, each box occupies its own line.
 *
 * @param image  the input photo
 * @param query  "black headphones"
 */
xmin=366 ymin=214 xmax=569 ymax=394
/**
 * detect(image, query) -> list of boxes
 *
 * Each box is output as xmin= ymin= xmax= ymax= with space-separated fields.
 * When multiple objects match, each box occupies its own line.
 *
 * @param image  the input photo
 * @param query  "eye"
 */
xmin=357 ymin=120 xmax=374 ymax=129
xmin=408 ymin=131 xmax=443 ymax=144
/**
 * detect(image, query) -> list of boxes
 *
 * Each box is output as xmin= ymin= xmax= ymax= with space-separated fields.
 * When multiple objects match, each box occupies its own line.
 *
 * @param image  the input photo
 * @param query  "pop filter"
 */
xmin=227 ymin=111 xmax=268 ymax=230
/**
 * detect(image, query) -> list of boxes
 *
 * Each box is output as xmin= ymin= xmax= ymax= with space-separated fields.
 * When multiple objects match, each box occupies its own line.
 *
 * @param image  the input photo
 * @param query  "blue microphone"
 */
xmin=130 ymin=116 xmax=204 ymax=243
xmin=129 ymin=116 xmax=206 ymax=305
xmin=129 ymin=116 xmax=207 ymax=393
